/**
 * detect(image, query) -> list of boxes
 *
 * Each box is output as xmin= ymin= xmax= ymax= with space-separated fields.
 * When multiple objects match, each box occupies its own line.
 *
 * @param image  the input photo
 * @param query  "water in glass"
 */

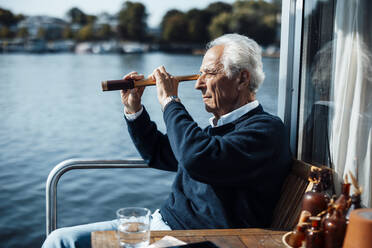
xmin=117 ymin=222 xmax=150 ymax=248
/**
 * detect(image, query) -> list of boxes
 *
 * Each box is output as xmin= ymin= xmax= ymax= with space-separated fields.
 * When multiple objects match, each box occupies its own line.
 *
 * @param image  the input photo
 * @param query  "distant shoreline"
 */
xmin=0 ymin=39 xmax=280 ymax=57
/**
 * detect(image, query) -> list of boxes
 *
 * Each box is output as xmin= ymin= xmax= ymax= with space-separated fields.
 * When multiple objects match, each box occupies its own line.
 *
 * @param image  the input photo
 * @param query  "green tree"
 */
xmin=67 ymin=7 xmax=88 ymax=25
xmin=272 ymin=0 xmax=282 ymax=12
xmin=76 ymin=24 xmax=95 ymax=41
xmin=161 ymin=11 xmax=189 ymax=42
xmin=230 ymin=0 xmax=277 ymax=45
xmin=203 ymin=2 xmax=233 ymax=41
xmin=86 ymin=15 xmax=97 ymax=25
xmin=16 ymin=27 xmax=28 ymax=39
xmin=15 ymin=14 xmax=25 ymax=23
xmin=62 ymin=26 xmax=74 ymax=39
xmin=161 ymin=9 xmax=183 ymax=30
xmin=117 ymin=1 xmax=147 ymax=41
xmin=206 ymin=2 xmax=233 ymax=17
xmin=96 ymin=24 xmax=113 ymax=40
xmin=36 ymin=27 xmax=46 ymax=39
xmin=208 ymin=12 xmax=233 ymax=39
xmin=207 ymin=0 xmax=278 ymax=45
xmin=0 ymin=8 xmax=17 ymax=26
xmin=0 ymin=26 xmax=13 ymax=38
xmin=186 ymin=9 xmax=210 ymax=43
xmin=160 ymin=3 xmax=234 ymax=44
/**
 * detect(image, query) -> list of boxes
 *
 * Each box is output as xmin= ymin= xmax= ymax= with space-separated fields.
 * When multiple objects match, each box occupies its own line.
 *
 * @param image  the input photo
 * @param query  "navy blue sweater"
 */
xmin=125 ymin=102 xmax=292 ymax=229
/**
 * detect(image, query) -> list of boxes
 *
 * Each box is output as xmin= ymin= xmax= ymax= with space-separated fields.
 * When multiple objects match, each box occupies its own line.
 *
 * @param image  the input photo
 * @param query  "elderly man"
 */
xmin=43 ymin=33 xmax=291 ymax=248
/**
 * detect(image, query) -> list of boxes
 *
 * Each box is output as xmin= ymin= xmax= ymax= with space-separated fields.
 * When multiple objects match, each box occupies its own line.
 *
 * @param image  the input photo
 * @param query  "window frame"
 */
xmin=278 ymin=0 xmax=304 ymax=155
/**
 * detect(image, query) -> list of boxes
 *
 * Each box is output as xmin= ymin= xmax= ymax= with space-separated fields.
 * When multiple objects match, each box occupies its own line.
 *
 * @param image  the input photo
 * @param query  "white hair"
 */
xmin=207 ymin=33 xmax=265 ymax=92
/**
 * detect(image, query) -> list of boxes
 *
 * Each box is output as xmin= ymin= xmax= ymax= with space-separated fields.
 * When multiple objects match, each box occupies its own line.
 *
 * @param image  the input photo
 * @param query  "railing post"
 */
xmin=45 ymin=159 xmax=148 ymax=236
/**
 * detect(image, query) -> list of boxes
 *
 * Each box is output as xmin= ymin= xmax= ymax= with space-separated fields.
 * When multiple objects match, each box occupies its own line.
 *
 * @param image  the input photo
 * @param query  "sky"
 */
xmin=0 ymin=0 xmax=236 ymax=28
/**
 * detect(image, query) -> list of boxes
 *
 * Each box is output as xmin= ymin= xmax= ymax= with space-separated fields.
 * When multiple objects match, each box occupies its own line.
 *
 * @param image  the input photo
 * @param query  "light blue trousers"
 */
xmin=42 ymin=209 xmax=171 ymax=248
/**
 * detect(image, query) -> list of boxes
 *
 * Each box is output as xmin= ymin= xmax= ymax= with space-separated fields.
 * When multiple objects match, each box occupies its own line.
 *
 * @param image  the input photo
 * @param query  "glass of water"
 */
xmin=116 ymin=207 xmax=151 ymax=248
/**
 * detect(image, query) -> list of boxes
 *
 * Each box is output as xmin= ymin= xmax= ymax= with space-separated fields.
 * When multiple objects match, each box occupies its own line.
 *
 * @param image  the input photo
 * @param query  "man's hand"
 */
xmin=120 ymin=72 xmax=145 ymax=114
xmin=151 ymin=66 xmax=179 ymax=108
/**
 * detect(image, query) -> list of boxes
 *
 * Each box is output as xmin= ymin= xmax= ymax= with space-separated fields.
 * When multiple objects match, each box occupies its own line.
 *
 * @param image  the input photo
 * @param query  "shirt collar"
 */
xmin=209 ymin=100 xmax=259 ymax=127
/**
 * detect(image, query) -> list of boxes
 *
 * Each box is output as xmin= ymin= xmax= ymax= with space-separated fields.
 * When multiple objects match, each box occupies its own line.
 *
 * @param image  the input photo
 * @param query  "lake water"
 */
xmin=0 ymin=53 xmax=279 ymax=247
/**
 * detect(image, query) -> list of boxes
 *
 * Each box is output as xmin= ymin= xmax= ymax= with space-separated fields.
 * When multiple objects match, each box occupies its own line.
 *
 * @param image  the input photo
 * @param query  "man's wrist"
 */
xmin=124 ymin=104 xmax=142 ymax=115
xmin=161 ymin=96 xmax=180 ymax=112
xmin=124 ymin=105 xmax=144 ymax=120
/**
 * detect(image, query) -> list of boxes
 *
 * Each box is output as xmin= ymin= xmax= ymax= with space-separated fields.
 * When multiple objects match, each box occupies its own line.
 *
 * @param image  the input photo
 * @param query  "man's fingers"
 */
xmin=152 ymin=66 xmax=174 ymax=86
xmin=123 ymin=71 xmax=144 ymax=81
xmin=159 ymin=66 xmax=166 ymax=73
xmin=131 ymin=74 xmax=144 ymax=80
xmin=153 ymin=68 xmax=163 ymax=82
xmin=147 ymin=74 xmax=155 ymax=82
xmin=159 ymin=66 xmax=171 ymax=79
xmin=159 ymin=66 xmax=169 ymax=75
xmin=123 ymin=71 xmax=137 ymax=79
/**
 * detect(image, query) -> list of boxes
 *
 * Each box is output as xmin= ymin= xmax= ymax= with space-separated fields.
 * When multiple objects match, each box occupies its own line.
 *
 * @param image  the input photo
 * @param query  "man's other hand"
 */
xmin=151 ymin=66 xmax=179 ymax=108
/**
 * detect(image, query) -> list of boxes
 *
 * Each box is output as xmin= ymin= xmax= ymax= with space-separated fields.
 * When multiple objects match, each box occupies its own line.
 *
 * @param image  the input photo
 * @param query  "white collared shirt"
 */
xmin=208 ymin=100 xmax=259 ymax=127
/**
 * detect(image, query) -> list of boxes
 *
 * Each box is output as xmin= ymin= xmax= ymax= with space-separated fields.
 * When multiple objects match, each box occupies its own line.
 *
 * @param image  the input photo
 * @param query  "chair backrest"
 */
xmin=270 ymin=159 xmax=314 ymax=230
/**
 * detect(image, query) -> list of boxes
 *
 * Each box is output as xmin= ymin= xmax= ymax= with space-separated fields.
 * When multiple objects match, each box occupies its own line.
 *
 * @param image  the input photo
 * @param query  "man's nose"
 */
xmin=195 ymin=76 xmax=205 ymax=90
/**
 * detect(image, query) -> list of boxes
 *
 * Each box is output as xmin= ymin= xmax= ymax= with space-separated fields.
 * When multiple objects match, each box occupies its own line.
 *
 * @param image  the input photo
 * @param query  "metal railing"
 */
xmin=45 ymin=159 xmax=148 ymax=236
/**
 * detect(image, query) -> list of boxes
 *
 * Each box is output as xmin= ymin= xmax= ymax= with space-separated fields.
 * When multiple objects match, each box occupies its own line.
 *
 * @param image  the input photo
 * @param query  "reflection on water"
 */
xmin=0 ymin=53 xmax=278 ymax=247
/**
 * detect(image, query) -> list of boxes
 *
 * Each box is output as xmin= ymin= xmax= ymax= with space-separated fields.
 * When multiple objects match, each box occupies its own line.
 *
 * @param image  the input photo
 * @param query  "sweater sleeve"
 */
xmin=163 ymin=102 xmax=290 ymax=185
xmin=125 ymin=107 xmax=178 ymax=172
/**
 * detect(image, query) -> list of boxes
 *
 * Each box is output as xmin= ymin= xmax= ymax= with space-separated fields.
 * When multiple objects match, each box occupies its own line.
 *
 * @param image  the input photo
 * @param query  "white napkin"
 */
xmin=147 ymin=235 xmax=187 ymax=248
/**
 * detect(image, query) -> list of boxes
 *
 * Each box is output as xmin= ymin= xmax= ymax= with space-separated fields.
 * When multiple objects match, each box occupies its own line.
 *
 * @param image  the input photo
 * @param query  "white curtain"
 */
xmin=330 ymin=0 xmax=372 ymax=207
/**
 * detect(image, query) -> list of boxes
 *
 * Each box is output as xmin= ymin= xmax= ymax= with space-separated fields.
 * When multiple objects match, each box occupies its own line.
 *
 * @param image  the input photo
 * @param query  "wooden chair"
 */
xmin=270 ymin=159 xmax=314 ymax=230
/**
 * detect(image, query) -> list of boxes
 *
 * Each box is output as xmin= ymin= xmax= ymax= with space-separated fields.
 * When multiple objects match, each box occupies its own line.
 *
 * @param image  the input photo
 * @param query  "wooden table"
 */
xmin=92 ymin=228 xmax=287 ymax=248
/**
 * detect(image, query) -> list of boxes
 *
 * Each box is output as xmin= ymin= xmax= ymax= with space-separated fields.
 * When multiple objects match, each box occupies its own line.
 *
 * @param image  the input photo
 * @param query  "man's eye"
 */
xmin=200 ymin=72 xmax=217 ymax=77
xmin=207 ymin=73 xmax=217 ymax=76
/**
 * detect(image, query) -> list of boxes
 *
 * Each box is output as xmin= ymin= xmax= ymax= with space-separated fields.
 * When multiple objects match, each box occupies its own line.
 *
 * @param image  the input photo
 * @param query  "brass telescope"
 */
xmin=102 ymin=74 xmax=200 ymax=91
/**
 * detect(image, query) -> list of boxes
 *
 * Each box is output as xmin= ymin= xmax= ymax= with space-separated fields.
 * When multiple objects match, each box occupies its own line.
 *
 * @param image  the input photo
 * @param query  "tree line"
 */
xmin=0 ymin=0 xmax=281 ymax=46
xmin=161 ymin=0 xmax=280 ymax=46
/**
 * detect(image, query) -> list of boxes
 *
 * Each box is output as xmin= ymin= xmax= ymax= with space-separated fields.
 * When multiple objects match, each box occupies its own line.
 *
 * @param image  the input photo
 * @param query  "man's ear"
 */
xmin=238 ymin=70 xmax=250 ymax=90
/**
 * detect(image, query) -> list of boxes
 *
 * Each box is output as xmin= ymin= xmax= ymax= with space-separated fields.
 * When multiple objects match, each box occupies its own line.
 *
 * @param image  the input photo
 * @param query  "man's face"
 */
xmin=195 ymin=45 xmax=240 ymax=118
